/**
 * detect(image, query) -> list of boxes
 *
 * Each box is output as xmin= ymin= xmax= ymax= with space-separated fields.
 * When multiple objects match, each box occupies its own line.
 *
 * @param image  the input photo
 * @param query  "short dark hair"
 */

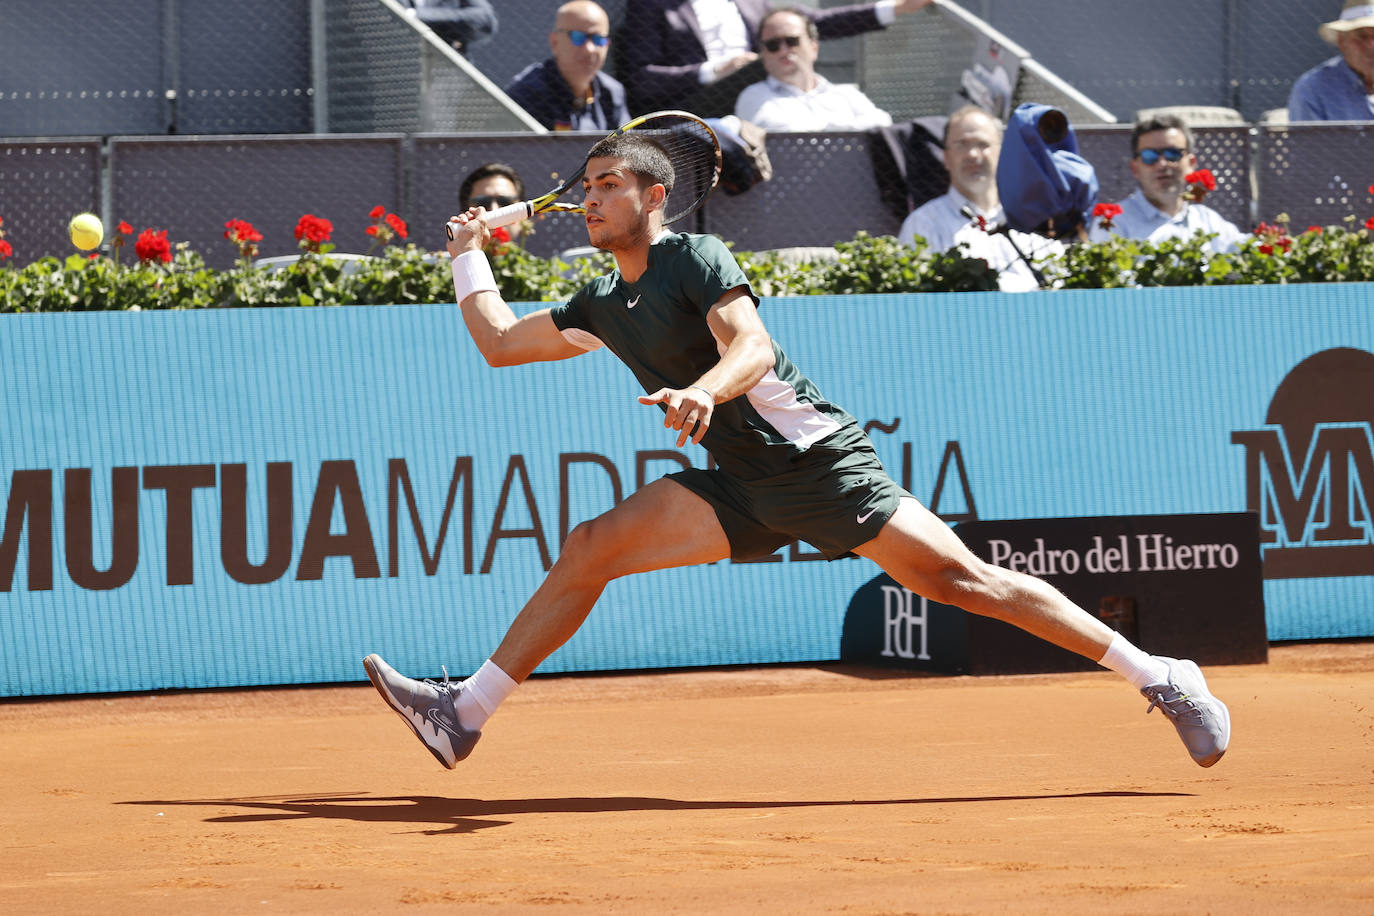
xmin=586 ymin=135 xmax=675 ymax=195
xmin=459 ymin=162 xmax=526 ymax=209
xmin=1131 ymin=114 xmax=1194 ymax=155
xmin=758 ymin=7 xmax=818 ymax=43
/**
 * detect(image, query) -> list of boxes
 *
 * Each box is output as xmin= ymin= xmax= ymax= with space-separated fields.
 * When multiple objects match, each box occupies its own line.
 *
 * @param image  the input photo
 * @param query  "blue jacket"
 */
xmin=505 ymin=59 xmax=630 ymax=132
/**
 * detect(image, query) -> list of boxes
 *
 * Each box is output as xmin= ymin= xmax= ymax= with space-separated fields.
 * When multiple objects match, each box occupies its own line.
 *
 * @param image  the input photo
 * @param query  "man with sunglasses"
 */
xmin=734 ymin=8 xmax=893 ymax=131
xmin=505 ymin=1 xmax=629 ymax=132
xmin=1088 ymin=114 xmax=1242 ymax=255
xmin=459 ymin=163 xmax=528 ymax=242
xmin=617 ymin=0 xmax=934 ymax=118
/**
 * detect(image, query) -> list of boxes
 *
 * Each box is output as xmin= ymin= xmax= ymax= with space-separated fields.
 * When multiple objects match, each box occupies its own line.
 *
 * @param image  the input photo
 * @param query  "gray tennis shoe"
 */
xmin=363 ymin=653 xmax=480 ymax=769
xmin=1142 ymin=657 xmax=1230 ymax=767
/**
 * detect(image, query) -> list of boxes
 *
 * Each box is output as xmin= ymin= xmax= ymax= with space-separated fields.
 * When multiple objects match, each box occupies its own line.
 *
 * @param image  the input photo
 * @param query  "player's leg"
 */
xmin=854 ymin=497 xmax=1115 ymax=659
xmin=853 ymin=497 xmax=1230 ymax=766
xmin=488 ymin=476 xmax=730 ymax=682
xmin=364 ymin=477 xmax=729 ymax=768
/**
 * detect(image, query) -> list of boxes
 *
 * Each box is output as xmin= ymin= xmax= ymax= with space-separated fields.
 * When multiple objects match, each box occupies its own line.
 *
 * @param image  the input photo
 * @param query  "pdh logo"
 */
xmin=1232 ymin=347 xmax=1374 ymax=579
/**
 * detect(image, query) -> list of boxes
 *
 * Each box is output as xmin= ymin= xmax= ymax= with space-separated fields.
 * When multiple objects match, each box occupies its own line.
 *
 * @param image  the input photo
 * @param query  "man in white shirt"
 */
xmin=618 ymin=0 xmax=933 ymax=117
xmin=1088 ymin=114 xmax=1244 ymax=254
xmin=733 ymin=8 xmax=893 ymax=131
xmin=898 ymin=105 xmax=1058 ymax=291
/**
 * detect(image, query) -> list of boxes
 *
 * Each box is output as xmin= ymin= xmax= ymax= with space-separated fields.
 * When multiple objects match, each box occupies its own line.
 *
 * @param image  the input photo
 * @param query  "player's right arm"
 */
xmin=445 ymin=210 xmax=586 ymax=367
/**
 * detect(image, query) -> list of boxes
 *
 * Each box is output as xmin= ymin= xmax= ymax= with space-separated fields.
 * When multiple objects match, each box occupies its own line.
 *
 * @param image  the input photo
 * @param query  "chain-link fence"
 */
xmin=2 ymin=0 xmax=1370 ymax=269
xmin=4 ymin=122 xmax=1371 ymax=269
xmin=2 ymin=1 xmax=1351 ymax=138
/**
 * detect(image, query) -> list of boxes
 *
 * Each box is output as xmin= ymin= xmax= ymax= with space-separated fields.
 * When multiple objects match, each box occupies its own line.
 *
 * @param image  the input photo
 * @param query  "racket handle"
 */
xmin=485 ymin=201 xmax=533 ymax=228
xmin=445 ymin=201 xmax=534 ymax=240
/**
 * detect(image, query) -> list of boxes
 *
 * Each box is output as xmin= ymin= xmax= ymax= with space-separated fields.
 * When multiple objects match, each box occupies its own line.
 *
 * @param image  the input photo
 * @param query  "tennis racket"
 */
xmin=446 ymin=110 xmax=721 ymax=239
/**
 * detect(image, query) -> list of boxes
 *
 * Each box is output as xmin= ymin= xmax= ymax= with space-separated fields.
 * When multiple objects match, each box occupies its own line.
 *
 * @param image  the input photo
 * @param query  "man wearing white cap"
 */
xmin=1287 ymin=0 xmax=1374 ymax=121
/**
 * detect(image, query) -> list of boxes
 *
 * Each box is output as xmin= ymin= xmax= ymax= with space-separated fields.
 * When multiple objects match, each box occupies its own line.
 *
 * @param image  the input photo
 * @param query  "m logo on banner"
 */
xmin=1232 ymin=347 xmax=1374 ymax=579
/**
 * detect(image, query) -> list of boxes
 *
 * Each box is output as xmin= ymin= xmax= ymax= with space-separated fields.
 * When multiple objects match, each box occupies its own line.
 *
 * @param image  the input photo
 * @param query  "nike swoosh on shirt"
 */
xmin=626 ymin=295 xmax=640 ymax=308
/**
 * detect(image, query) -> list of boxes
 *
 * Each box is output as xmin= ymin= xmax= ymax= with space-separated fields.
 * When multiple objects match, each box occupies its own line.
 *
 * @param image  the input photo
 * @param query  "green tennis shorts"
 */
xmin=668 ymin=424 xmax=911 ymax=561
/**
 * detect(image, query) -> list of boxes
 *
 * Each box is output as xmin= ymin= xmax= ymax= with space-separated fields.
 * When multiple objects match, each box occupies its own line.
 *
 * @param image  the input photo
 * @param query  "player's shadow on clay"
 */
xmin=120 ymin=790 xmax=1194 ymax=836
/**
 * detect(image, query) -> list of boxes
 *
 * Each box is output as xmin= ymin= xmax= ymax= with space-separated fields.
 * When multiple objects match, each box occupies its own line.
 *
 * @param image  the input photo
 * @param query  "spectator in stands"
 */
xmin=1287 ymin=1 xmax=1374 ymax=122
xmin=734 ymin=8 xmax=893 ymax=131
xmin=460 ymin=162 xmax=527 ymax=241
xmin=400 ymin=0 xmax=497 ymax=55
xmin=616 ymin=0 xmax=935 ymax=118
xmin=898 ymin=105 xmax=1057 ymax=291
xmin=1088 ymin=113 xmax=1243 ymax=254
xmin=505 ymin=1 xmax=630 ymax=132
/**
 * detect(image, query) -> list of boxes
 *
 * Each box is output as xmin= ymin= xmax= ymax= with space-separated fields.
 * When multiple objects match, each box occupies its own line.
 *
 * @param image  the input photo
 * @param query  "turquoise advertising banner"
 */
xmin=3 ymin=282 xmax=1372 ymax=695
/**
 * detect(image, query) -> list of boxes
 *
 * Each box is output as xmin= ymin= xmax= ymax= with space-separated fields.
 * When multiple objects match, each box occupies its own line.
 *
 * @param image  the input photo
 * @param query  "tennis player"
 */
xmin=364 ymin=134 xmax=1231 ymax=770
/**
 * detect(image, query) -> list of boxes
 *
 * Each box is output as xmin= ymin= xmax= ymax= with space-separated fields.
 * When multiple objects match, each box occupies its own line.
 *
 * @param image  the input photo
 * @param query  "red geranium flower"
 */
xmin=224 ymin=218 xmax=264 ymax=259
xmin=134 ymin=228 xmax=172 ymax=263
xmin=1092 ymin=202 xmax=1123 ymax=229
xmin=1183 ymin=168 xmax=1217 ymax=204
xmin=0 ymin=238 xmax=12 ymax=260
xmin=1185 ymin=169 xmax=1216 ymax=191
xmin=1306 ymin=225 xmax=1322 ymax=234
xmin=363 ymin=206 xmax=409 ymax=253
xmin=483 ymin=224 xmax=514 ymax=256
xmin=117 ymin=221 xmax=133 ymax=235
xmin=1365 ymin=216 xmax=1374 ymax=232
xmin=1251 ymin=220 xmax=1294 ymax=256
xmin=294 ymin=213 xmax=333 ymax=252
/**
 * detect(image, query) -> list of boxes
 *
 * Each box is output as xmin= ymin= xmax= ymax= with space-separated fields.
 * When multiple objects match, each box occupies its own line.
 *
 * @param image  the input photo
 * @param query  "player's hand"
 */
xmin=638 ymin=386 xmax=715 ymax=447
xmin=445 ymin=208 xmax=492 ymax=258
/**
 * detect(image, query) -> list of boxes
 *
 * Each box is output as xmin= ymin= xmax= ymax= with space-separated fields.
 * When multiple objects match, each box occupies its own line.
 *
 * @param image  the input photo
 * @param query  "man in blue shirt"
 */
xmin=505 ymin=1 xmax=629 ymax=132
xmin=1288 ymin=1 xmax=1374 ymax=122
xmin=1088 ymin=114 xmax=1244 ymax=255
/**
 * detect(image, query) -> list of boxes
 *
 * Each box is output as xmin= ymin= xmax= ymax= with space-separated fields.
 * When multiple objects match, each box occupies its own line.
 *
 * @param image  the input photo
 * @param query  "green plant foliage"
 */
xmin=3 ymin=225 xmax=1373 ymax=313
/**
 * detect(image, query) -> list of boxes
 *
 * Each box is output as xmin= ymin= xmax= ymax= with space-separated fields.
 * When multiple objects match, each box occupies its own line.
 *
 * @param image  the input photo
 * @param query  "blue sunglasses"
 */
xmin=1135 ymin=147 xmax=1187 ymax=166
xmin=561 ymin=29 xmax=609 ymax=47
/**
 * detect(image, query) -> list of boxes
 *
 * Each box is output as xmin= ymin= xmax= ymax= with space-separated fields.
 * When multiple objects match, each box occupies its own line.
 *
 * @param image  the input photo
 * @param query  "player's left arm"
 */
xmin=637 ymin=284 xmax=775 ymax=446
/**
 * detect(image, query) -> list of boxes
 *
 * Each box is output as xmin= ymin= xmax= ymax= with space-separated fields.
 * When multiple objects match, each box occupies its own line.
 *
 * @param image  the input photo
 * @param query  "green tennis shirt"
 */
xmin=549 ymin=232 xmax=858 ymax=480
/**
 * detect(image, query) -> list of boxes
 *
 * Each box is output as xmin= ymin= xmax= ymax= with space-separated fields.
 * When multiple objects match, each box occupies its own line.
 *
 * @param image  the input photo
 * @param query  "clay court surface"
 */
xmin=4 ymin=642 xmax=1373 ymax=914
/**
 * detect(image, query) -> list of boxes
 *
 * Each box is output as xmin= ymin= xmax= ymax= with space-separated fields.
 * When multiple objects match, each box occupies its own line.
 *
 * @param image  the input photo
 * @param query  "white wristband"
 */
xmin=451 ymin=250 xmax=497 ymax=304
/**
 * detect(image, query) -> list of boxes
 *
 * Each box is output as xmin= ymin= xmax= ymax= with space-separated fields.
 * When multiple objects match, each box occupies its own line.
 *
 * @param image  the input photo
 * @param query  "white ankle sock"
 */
xmin=455 ymin=660 xmax=519 ymax=732
xmin=1097 ymin=632 xmax=1170 ymax=690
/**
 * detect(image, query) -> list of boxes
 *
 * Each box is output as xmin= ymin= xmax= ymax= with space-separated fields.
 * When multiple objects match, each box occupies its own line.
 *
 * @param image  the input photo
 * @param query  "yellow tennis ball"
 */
xmin=69 ymin=212 xmax=104 ymax=251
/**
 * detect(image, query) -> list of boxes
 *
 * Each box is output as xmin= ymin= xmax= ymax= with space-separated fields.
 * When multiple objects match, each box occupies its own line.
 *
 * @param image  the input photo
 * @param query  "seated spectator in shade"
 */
xmin=898 ymin=105 xmax=1058 ymax=291
xmin=617 ymin=0 xmax=934 ymax=118
xmin=1288 ymin=1 xmax=1374 ymax=122
xmin=460 ymin=162 xmax=527 ymax=241
xmin=734 ymin=8 xmax=893 ymax=131
xmin=400 ymin=0 xmax=497 ymax=55
xmin=505 ymin=1 xmax=629 ymax=132
xmin=1087 ymin=113 xmax=1243 ymax=254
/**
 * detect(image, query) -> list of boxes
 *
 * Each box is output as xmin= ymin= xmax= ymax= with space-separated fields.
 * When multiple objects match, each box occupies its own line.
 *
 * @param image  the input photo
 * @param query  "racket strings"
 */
xmin=624 ymin=116 xmax=721 ymax=225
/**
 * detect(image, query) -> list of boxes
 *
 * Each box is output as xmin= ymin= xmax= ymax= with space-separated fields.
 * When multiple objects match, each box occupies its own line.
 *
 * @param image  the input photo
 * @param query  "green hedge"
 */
xmin=3 ymin=218 xmax=1373 ymax=312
